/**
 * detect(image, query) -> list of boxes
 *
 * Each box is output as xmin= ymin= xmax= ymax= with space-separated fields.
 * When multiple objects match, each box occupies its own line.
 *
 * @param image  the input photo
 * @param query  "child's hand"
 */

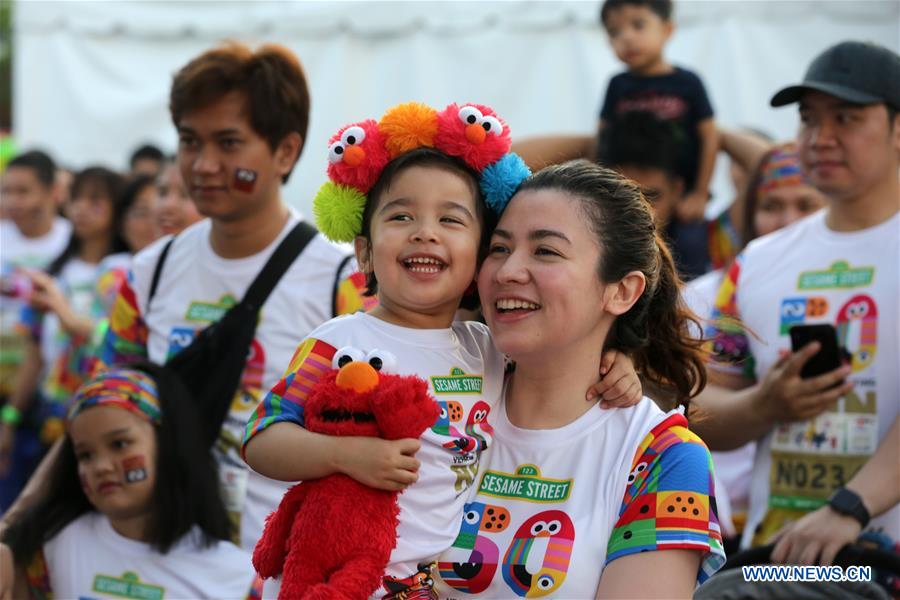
xmin=676 ymin=190 xmax=708 ymax=223
xmin=336 ymin=436 xmax=422 ymax=492
xmin=25 ymin=270 xmax=67 ymax=315
xmin=587 ymin=350 xmax=642 ymax=409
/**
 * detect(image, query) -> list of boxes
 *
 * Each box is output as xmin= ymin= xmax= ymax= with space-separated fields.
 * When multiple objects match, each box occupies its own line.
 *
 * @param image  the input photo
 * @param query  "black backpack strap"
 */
xmin=241 ymin=221 xmax=318 ymax=310
xmin=147 ymin=236 xmax=176 ymax=310
xmin=331 ymin=254 xmax=355 ymax=317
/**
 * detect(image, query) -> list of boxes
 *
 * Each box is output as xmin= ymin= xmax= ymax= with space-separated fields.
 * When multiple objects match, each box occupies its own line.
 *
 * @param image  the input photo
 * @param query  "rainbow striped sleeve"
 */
xmin=241 ymin=338 xmax=337 ymax=454
xmin=605 ymin=413 xmax=726 ymax=584
xmin=89 ymin=271 xmax=149 ymax=378
xmin=334 ymin=270 xmax=378 ymax=316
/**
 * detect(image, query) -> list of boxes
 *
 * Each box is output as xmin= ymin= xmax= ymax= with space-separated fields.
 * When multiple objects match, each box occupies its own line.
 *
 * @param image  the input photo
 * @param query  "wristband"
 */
xmin=0 ymin=405 xmax=22 ymax=426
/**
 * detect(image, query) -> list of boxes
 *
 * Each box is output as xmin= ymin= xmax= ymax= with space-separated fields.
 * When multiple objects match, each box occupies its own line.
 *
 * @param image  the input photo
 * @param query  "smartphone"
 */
xmin=789 ymin=323 xmax=845 ymax=379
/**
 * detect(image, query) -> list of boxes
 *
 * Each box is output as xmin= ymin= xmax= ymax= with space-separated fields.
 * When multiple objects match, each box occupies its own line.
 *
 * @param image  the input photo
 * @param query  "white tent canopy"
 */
xmin=14 ymin=0 xmax=900 ymax=216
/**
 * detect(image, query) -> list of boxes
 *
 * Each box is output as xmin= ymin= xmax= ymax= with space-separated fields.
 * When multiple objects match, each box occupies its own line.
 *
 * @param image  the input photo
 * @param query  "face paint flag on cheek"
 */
xmin=122 ymin=456 xmax=148 ymax=484
xmin=233 ymin=168 xmax=258 ymax=193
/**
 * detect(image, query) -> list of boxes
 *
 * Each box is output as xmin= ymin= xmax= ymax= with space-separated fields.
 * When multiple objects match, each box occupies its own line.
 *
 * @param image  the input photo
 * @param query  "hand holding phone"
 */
xmin=756 ymin=325 xmax=854 ymax=424
xmin=789 ymin=324 xmax=848 ymax=379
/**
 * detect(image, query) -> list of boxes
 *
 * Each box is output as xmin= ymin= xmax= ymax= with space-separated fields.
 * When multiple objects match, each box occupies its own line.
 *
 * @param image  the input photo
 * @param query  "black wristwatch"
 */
xmin=827 ymin=487 xmax=870 ymax=528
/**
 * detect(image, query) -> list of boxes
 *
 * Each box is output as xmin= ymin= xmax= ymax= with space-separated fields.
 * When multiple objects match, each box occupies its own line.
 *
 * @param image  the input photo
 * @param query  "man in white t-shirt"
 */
xmin=92 ymin=43 xmax=373 ymax=551
xmin=2 ymin=43 xmax=371 ymax=551
xmin=694 ymin=41 xmax=900 ymax=572
xmin=0 ymin=151 xmax=71 ymax=509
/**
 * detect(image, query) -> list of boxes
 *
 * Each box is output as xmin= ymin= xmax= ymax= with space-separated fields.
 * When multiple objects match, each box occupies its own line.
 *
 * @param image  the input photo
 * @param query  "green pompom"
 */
xmin=313 ymin=182 xmax=367 ymax=243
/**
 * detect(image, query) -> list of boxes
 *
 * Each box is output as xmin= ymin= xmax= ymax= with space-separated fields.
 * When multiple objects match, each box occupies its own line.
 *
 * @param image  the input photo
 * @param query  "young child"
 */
xmin=243 ymin=102 xmax=642 ymax=598
xmin=599 ymin=0 xmax=718 ymax=253
xmin=0 ymin=364 xmax=258 ymax=598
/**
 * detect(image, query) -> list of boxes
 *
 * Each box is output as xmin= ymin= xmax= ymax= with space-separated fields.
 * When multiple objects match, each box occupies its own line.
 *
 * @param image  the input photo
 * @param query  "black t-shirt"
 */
xmin=600 ymin=66 xmax=714 ymax=189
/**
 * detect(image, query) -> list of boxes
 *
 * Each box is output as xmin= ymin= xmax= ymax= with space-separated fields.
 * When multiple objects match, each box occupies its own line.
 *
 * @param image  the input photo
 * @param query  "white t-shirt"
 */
xmin=249 ymin=311 xmax=505 ymax=596
xmin=706 ymin=210 xmax=900 ymax=549
xmin=123 ymin=211 xmax=356 ymax=550
xmin=0 ymin=217 xmax=71 ymax=271
xmin=38 ymin=512 xmax=255 ymax=599
xmin=433 ymin=396 xmax=725 ymax=598
xmin=684 ymin=268 xmax=756 ymax=536
xmin=0 ymin=217 xmax=71 ymax=393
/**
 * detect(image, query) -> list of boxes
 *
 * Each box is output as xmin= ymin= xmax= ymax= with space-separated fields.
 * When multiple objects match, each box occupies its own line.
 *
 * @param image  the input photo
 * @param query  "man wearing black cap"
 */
xmin=694 ymin=40 xmax=899 ymax=570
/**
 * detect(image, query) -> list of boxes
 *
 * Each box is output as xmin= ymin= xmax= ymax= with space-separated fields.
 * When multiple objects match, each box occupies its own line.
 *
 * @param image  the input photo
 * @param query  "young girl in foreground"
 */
xmin=0 ymin=364 xmax=257 ymax=599
xmin=242 ymin=102 xmax=641 ymax=598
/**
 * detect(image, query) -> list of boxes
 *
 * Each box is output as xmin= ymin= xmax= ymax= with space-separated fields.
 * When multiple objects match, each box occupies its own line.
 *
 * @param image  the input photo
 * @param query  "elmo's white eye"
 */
xmin=458 ymin=106 xmax=483 ymax=125
xmin=365 ymin=349 xmax=398 ymax=373
xmin=481 ymin=116 xmax=502 ymax=135
xmin=332 ymin=346 xmax=365 ymax=369
xmin=530 ymin=520 xmax=548 ymax=536
xmin=341 ymin=126 xmax=366 ymax=146
xmin=327 ymin=141 xmax=345 ymax=164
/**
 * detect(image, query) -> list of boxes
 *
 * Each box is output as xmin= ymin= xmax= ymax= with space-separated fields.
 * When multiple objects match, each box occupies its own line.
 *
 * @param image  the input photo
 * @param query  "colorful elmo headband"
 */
xmin=313 ymin=102 xmax=531 ymax=243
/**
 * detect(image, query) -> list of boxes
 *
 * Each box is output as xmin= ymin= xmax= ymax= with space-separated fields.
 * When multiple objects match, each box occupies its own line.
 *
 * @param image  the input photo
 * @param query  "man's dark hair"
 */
xmin=600 ymin=0 xmax=673 ymax=26
xmin=129 ymin=144 xmax=165 ymax=169
xmin=6 ymin=150 xmax=56 ymax=188
xmin=598 ymin=111 xmax=681 ymax=181
xmin=169 ymin=42 xmax=311 ymax=184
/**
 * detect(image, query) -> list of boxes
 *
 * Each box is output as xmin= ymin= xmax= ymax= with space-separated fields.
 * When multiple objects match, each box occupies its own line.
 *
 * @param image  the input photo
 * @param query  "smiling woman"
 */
xmin=433 ymin=160 xmax=725 ymax=599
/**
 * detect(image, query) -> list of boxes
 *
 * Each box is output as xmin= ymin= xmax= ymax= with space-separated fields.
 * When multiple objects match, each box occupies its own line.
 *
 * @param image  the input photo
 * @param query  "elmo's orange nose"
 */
xmin=343 ymin=145 xmax=365 ymax=167
xmin=465 ymin=123 xmax=486 ymax=145
xmin=335 ymin=361 xmax=379 ymax=393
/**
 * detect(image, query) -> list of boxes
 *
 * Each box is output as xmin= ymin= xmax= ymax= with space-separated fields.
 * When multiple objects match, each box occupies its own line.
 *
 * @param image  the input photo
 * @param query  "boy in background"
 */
xmin=600 ymin=0 xmax=717 ymax=278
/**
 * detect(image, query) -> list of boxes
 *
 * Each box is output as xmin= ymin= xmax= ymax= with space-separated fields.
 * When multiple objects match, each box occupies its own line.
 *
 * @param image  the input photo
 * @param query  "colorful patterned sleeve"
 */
xmin=334 ymin=269 xmax=378 ymax=316
xmin=707 ymin=211 xmax=740 ymax=271
xmin=704 ymin=255 xmax=756 ymax=379
xmin=241 ymin=338 xmax=338 ymax=456
xmin=25 ymin=548 xmax=52 ymax=599
xmin=89 ymin=271 xmax=149 ymax=377
xmin=605 ymin=413 xmax=726 ymax=585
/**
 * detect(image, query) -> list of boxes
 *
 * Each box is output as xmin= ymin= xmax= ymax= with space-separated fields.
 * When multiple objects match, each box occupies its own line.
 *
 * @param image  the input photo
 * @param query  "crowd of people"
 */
xmin=0 ymin=0 xmax=896 ymax=598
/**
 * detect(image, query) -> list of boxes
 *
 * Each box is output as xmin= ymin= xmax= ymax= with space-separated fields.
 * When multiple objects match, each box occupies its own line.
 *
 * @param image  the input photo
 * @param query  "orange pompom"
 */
xmin=378 ymin=102 xmax=439 ymax=159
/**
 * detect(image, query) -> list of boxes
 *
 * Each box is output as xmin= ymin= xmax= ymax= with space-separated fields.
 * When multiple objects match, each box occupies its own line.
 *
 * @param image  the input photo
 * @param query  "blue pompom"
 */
xmin=481 ymin=152 xmax=531 ymax=215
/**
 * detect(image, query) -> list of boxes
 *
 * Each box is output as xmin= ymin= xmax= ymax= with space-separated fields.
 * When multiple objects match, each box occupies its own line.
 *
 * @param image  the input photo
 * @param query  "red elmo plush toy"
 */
xmin=252 ymin=351 xmax=439 ymax=599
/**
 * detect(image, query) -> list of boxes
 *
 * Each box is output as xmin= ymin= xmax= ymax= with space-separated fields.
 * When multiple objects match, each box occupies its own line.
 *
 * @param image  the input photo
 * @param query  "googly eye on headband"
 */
xmin=313 ymin=102 xmax=530 ymax=243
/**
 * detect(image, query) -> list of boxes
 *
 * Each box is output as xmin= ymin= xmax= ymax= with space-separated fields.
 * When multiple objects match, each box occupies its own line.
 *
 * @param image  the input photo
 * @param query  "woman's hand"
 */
xmin=588 ymin=350 xmax=642 ymax=408
xmin=335 ymin=436 xmax=422 ymax=491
